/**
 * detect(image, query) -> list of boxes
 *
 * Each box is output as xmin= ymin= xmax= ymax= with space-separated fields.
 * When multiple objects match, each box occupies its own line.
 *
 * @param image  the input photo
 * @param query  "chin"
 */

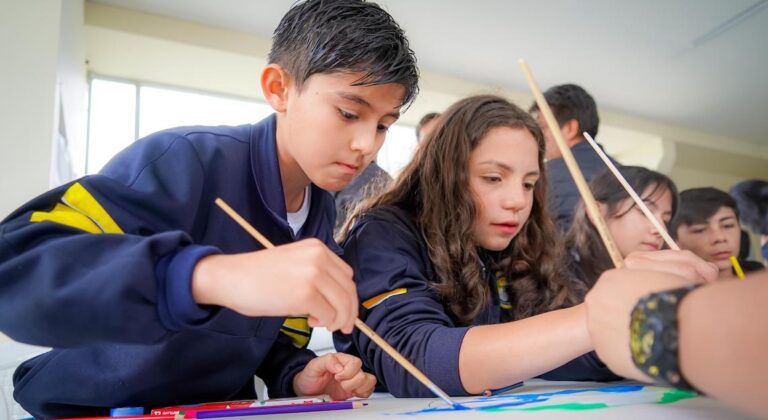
xmin=312 ymin=175 xmax=352 ymax=193
xmin=481 ymin=238 xmax=513 ymax=252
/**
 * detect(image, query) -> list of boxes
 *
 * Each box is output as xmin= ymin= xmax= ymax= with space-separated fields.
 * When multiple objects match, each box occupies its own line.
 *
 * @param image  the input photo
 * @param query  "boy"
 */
xmin=0 ymin=0 xmax=418 ymax=417
xmin=529 ymin=84 xmax=618 ymax=232
xmin=670 ymin=187 xmax=764 ymax=279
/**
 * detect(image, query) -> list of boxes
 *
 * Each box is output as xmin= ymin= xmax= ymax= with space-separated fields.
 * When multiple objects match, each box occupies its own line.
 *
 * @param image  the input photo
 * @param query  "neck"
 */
xmin=275 ymin=114 xmax=311 ymax=213
xmin=720 ymin=266 xmax=736 ymax=280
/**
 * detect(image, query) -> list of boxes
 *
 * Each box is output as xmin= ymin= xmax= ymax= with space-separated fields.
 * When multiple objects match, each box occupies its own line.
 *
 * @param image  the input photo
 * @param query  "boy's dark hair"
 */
xmin=415 ymin=112 xmax=440 ymax=139
xmin=670 ymin=187 xmax=739 ymax=235
xmin=730 ymin=180 xmax=768 ymax=234
xmin=529 ymin=84 xmax=599 ymax=138
xmin=268 ymin=0 xmax=419 ymax=107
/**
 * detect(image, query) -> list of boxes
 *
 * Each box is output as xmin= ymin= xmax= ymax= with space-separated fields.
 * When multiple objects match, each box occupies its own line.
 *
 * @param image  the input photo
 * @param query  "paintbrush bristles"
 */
xmin=582 ymin=133 xmax=680 ymax=251
xmin=518 ymin=59 xmax=624 ymax=269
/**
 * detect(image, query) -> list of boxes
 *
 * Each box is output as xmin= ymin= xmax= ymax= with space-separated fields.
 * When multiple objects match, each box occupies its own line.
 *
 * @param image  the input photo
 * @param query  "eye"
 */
xmin=482 ymin=175 xmax=502 ymax=184
xmin=523 ymin=182 xmax=536 ymax=191
xmin=376 ymin=124 xmax=390 ymax=133
xmin=723 ymin=223 xmax=736 ymax=229
xmin=692 ymin=228 xmax=705 ymax=234
xmin=338 ymin=109 xmax=358 ymax=120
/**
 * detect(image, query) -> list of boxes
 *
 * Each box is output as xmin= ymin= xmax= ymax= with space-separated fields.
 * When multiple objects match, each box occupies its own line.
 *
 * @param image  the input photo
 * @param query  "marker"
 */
xmin=483 ymin=381 xmax=524 ymax=397
xmin=110 ymin=407 xmax=144 ymax=416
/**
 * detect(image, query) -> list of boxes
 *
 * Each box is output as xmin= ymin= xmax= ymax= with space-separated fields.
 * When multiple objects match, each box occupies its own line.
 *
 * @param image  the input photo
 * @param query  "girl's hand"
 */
xmin=293 ymin=353 xmax=377 ymax=400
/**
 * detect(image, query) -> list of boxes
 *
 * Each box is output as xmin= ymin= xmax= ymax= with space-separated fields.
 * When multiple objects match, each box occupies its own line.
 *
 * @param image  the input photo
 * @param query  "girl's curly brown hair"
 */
xmin=341 ymin=94 xmax=580 ymax=324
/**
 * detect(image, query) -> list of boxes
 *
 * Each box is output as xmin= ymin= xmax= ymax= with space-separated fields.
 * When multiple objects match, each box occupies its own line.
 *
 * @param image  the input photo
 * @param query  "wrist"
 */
xmin=292 ymin=370 xmax=306 ymax=396
xmin=192 ymin=254 xmax=223 ymax=306
xmin=629 ymin=284 xmax=703 ymax=391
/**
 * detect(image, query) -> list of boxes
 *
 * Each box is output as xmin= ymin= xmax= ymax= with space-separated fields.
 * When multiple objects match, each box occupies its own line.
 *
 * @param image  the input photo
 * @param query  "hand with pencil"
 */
xmin=293 ymin=352 xmax=377 ymax=400
xmin=191 ymin=238 xmax=359 ymax=334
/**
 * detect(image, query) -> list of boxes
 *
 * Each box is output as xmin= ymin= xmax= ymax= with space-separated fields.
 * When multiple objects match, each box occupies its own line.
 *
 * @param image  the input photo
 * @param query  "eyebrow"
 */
xmin=478 ymin=160 xmax=540 ymax=177
xmin=337 ymin=92 xmax=400 ymax=119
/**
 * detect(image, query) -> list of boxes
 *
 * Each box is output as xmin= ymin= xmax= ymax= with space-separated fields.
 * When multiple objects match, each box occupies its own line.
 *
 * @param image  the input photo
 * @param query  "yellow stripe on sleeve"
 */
xmin=30 ymin=182 xmax=124 ymax=234
xmin=362 ymin=288 xmax=407 ymax=309
xmin=30 ymin=203 xmax=102 ymax=234
xmin=61 ymin=182 xmax=123 ymax=234
xmin=280 ymin=317 xmax=312 ymax=348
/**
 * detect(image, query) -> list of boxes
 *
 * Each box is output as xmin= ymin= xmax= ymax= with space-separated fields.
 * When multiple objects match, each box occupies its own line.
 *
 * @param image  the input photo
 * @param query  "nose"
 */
xmin=501 ymin=183 xmax=527 ymax=212
xmin=350 ymin=125 xmax=379 ymax=156
xmin=712 ymin=227 xmax=728 ymax=244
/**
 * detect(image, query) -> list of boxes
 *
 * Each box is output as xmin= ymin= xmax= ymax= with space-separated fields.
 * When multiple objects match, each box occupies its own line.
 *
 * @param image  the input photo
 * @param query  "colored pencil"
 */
xmin=483 ymin=381 xmax=524 ymax=397
xmin=195 ymin=401 xmax=365 ymax=418
xmin=730 ymin=256 xmax=746 ymax=279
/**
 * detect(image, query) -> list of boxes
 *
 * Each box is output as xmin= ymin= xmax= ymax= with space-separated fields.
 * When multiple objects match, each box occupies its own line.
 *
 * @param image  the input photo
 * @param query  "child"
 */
xmin=528 ymin=84 xmax=618 ymax=232
xmin=0 ymin=0 xmax=417 ymax=417
xmin=729 ymin=180 xmax=768 ymax=261
xmin=565 ymin=166 xmax=679 ymax=288
xmin=334 ymin=95 xmax=625 ymax=398
xmin=671 ymin=187 xmax=765 ymax=279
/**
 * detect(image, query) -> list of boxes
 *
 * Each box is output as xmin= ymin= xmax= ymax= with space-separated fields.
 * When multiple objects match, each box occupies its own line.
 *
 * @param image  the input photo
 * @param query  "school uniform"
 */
xmin=0 ymin=115 xmax=337 ymax=418
xmin=547 ymin=141 xmax=618 ymax=232
xmin=333 ymin=205 xmax=619 ymax=398
xmin=738 ymin=259 xmax=765 ymax=275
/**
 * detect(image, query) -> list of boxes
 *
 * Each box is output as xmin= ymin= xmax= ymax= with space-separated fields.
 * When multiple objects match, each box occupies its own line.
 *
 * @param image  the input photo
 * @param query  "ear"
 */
xmin=560 ymin=119 xmax=581 ymax=146
xmin=260 ymin=64 xmax=291 ymax=113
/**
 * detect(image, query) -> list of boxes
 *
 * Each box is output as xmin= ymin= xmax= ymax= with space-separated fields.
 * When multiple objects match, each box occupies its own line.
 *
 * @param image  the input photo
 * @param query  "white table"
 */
xmin=273 ymin=380 xmax=752 ymax=419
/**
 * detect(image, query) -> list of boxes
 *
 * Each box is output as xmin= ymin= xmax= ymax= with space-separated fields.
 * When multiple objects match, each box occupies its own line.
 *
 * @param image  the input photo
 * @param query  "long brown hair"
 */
xmin=565 ymin=166 xmax=679 ymax=287
xmin=341 ymin=95 xmax=578 ymax=324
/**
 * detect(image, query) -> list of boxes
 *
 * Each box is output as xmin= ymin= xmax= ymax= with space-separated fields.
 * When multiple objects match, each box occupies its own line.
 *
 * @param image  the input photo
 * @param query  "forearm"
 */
xmin=678 ymin=276 xmax=768 ymax=417
xmin=459 ymin=304 xmax=592 ymax=393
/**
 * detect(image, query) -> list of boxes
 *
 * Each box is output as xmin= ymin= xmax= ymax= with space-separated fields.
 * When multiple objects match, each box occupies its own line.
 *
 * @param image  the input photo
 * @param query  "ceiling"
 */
xmin=92 ymin=0 xmax=768 ymax=145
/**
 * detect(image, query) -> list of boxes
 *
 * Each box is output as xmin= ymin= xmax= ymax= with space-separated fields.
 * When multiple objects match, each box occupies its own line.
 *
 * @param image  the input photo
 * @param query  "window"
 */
xmin=86 ymin=76 xmax=418 ymax=176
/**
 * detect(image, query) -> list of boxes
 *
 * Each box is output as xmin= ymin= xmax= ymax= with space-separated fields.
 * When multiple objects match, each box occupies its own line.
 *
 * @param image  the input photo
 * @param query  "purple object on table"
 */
xmin=195 ymin=401 xmax=366 ymax=418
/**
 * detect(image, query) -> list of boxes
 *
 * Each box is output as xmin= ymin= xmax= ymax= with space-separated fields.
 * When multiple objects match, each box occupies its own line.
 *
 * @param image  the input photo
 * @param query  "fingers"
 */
xmin=303 ymin=292 xmax=338 ymax=331
xmin=299 ymin=354 xmax=337 ymax=381
xmin=331 ymin=354 xmax=377 ymax=398
xmin=300 ymin=239 xmax=358 ymax=333
xmin=625 ymin=250 xmax=718 ymax=283
xmin=315 ymin=242 xmax=358 ymax=332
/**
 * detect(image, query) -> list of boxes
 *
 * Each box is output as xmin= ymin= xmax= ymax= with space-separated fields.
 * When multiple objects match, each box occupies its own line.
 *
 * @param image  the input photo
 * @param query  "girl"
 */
xmin=565 ymin=166 xmax=679 ymax=288
xmin=334 ymin=95 xmax=620 ymax=397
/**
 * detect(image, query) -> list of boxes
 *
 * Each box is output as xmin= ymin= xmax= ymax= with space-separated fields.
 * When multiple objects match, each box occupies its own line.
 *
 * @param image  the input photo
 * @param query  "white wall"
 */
xmin=53 ymin=0 xmax=88 ymax=183
xmin=83 ymin=1 xmax=768 ymax=189
xmin=0 ymin=1 xmax=62 ymax=219
xmin=0 ymin=0 xmax=86 ymax=220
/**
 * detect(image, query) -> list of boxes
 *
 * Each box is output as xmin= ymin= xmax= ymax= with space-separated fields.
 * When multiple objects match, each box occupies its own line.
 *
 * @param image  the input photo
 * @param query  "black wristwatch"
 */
xmin=629 ymin=284 xmax=703 ymax=391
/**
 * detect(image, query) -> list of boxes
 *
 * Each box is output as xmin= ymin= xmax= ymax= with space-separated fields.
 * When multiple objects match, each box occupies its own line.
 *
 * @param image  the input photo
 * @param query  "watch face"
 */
xmin=630 ymin=298 xmax=665 ymax=369
xmin=630 ymin=305 xmax=652 ymax=364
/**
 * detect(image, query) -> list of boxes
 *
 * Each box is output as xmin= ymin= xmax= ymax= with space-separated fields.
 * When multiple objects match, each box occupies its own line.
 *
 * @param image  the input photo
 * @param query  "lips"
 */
xmin=336 ymin=162 xmax=360 ymax=174
xmin=640 ymin=242 xmax=661 ymax=251
xmin=711 ymin=251 xmax=732 ymax=260
xmin=491 ymin=222 xmax=519 ymax=235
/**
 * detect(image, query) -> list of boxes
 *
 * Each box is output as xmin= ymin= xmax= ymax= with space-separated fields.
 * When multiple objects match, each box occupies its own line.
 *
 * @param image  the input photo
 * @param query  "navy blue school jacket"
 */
xmin=547 ymin=141 xmax=618 ymax=232
xmin=0 ymin=115 xmax=339 ymax=418
xmin=334 ymin=206 xmax=619 ymax=398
